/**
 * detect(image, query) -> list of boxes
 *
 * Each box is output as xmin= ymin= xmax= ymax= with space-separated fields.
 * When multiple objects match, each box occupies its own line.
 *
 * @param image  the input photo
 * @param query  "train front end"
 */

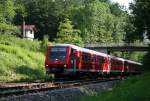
xmin=45 ymin=45 xmax=69 ymax=74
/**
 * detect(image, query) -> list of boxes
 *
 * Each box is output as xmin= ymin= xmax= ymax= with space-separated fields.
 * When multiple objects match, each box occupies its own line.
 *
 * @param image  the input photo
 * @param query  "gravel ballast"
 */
xmin=0 ymin=80 xmax=119 ymax=101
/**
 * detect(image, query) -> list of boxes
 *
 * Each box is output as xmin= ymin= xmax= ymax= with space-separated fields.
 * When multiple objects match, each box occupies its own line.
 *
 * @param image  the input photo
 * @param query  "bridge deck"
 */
xmin=85 ymin=46 xmax=150 ymax=51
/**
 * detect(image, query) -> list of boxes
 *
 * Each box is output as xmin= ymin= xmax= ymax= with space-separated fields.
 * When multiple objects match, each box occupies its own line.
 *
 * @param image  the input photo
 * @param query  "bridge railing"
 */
xmin=84 ymin=42 xmax=149 ymax=47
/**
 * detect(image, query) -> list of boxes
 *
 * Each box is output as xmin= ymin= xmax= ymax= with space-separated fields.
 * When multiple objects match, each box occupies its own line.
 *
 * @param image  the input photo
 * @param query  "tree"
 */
xmin=72 ymin=0 xmax=126 ymax=43
xmin=41 ymin=34 xmax=49 ymax=51
xmin=131 ymin=0 xmax=150 ymax=40
xmin=14 ymin=0 xmax=129 ymax=44
xmin=55 ymin=18 xmax=84 ymax=46
xmin=14 ymin=0 xmax=83 ymax=40
xmin=14 ymin=0 xmax=58 ymax=39
xmin=0 ymin=0 xmax=16 ymax=34
xmin=131 ymin=0 xmax=150 ymax=71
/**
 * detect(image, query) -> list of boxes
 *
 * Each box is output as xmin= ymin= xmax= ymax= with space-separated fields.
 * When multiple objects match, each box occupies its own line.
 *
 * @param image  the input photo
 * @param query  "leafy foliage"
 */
xmin=131 ymin=0 xmax=150 ymax=40
xmin=72 ymin=0 xmax=127 ymax=43
xmin=81 ymin=73 xmax=150 ymax=101
xmin=0 ymin=0 xmax=17 ymax=34
xmin=142 ymin=50 xmax=150 ymax=72
xmin=131 ymin=0 xmax=150 ymax=71
xmin=41 ymin=34 xmax=49 ymax=51
xmin=0 ymin=0 xmax=139 ymax=45
xmin=13 ymin=0 xmax=130 ymax=45
xmin=0 ymin=34 xmax=42 ymax=52
xmin=112 ymin=51 xmax=146 ymax=63
xmin=0 ymin=34 xmax=45 ymax=82
xmin=55 ymin=18 xmax=84 ymax=46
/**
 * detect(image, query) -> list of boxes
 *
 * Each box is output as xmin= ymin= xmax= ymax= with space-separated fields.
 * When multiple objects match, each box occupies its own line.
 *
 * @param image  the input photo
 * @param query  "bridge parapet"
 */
xmin=84 ymin=42 xmax=150 ymax=53
xmin=84 ymin=42 xmax=149 ymax=47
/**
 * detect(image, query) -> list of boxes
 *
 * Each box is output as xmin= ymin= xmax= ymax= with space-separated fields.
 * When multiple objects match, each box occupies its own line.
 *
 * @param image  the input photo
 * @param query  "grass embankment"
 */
xmin=0 ymin=34 xmax=46 ymax=82
xmin=81 ymin=73 xmax=150 ymax=101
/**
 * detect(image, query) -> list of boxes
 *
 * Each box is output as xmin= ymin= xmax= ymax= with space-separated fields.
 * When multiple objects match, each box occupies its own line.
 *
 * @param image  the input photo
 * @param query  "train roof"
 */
xmin=109 ymin=55 xmax=125 ymax=61
xmin=109 ymin=55 xmax=142 ymax=64
xmin=125 ymin=59 xmax=142 ymax=65
xmin=49 ymin=44 xmax=142 ymax=65
xmin=50 ymin=44 xmax=108 ymax=57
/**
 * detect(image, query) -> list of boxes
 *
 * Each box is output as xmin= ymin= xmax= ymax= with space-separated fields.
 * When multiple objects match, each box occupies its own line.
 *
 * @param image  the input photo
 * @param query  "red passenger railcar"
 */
xmin=109 ymin=56 xmax=124 ymax=76
xmin=124 ymin=60 xmax=142 ymax=75
xmin=45 ymin=44 xmax=109 ymax=76
xmin=45 ymin=44 xmax=142 ymax=78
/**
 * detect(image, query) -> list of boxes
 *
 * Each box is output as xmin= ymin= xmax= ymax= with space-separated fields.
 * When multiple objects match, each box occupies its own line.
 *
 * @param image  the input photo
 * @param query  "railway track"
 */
xmin=0 ymin=79 xmax=120 ymax=98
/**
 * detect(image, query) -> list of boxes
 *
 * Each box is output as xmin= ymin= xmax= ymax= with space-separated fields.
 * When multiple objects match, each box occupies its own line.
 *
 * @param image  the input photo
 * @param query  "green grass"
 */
xmin=81 ymin=73 xmax=150 ymax=101
xmin=0 ymin=34 xmax=46 ymax=82
xmin=0 ymin=34 xmax=42 ymax=52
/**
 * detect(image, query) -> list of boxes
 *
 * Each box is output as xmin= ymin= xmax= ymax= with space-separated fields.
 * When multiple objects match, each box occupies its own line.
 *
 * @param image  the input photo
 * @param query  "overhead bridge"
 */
xmin=85 ymin=46 xmax=150 ymax=51
xmin=84 ymin=43 xmax=150 ymax=54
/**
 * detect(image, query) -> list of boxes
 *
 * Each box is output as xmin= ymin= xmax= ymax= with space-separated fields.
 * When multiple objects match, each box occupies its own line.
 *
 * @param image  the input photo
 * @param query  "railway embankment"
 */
xmin=0 ymin=34 xmax=46 ymax=82
xmin=81 ymin=72 xmax=150 ymax=101
xmin=0 ymin=80 xmax=119 ymax=101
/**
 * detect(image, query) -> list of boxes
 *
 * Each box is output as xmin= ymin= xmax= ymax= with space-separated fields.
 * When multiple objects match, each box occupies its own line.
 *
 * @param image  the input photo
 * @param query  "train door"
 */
xmin=96 ymin=56 xmax=102 ymax=71
xmin=110 ymin=58 xmax=115 ymax=72
xmin=70 ymin=49 xmax=77 ymax=72
xmin=91 ymin=55 xmax=96 ymax=71
xmin=102 ymin=57 xmax=109 ymax=74
xmin=82 ymin=53 xmax=91 ymax=71
xmin=100 ymin=56 xmax=105 ymax=72
xmin=105 ymin=57 xmax=110 ymax=74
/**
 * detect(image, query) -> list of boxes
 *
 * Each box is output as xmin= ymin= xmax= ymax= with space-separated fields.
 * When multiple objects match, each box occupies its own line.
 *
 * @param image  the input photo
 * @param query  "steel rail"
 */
xmin=0 ymin=79 xmax=120 ymax=98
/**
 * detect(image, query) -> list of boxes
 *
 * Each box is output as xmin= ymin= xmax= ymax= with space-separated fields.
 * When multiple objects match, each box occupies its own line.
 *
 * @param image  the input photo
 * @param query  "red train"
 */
xmin=45 ymin=44 xmax=142 ymax=78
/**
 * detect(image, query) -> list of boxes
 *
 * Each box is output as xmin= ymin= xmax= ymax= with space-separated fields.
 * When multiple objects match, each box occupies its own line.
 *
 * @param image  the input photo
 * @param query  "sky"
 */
xmin=111 ymin=0 xmax=133 ymax=9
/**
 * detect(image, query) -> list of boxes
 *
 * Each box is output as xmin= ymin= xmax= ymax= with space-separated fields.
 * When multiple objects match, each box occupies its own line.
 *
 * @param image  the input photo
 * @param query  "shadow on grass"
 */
xmin=15 ymin=65 xmax=45 ymax=81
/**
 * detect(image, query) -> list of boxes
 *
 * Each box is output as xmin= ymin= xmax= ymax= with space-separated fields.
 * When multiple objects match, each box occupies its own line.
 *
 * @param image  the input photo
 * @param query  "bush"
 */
xmin=142 ymin=50 xmax=150 ymax=72
xmin=0 ymin=35 xmax=46 ymax=82
xmin=41 ymin=35 xmax=49 ymax=52
xmin=0 ymin=34 xmax=42 ymax=52
xmin=81 ymin=73 xmax=150 ymax=101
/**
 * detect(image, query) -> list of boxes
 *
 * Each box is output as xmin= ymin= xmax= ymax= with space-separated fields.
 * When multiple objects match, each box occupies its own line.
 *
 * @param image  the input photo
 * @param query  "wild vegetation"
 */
xmin=1 ymin=0 xmax=146 ymax=44
xmin=0 ymin=0 xmax=16 ymax=34
xmin=1 ymin=0 xmax=146 ymax=61
xmin=0 ymin=34 xmax=45 ymax=82
xmin=81 ymin=72 xmax=150 ymax=101
xmin=0 ymin=0 xmax=150 ymax=100
xmin=81 ymin=0 xmax=150 ymax=100
xmin=131 ymin=0 xmax=150 ymax=72
xmin=13 ymin=0 xmax=133 ymax=43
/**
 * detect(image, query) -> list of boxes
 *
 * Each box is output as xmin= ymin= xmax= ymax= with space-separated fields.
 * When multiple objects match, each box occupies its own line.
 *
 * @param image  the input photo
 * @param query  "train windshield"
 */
xmin=49 ymin=47 xmax=67 ymax=61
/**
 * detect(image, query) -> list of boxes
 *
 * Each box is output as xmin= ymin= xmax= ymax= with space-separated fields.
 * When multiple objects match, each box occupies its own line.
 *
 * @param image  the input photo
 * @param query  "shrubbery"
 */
xmin=0 ymin=34 xmax=42 ymax=52
xmin=81 ymin=73 xmax=150 ymax=101
xmin=0 ymin=34 xmax=46 ymax=82
xmin=142 ymin=50 xmax=150 ymax=72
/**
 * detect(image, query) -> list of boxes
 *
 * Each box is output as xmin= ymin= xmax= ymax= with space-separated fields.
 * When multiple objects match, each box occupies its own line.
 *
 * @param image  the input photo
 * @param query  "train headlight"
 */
xmin=46 ymin=65 xmax=48 ymax=67
xmin=64 ymin=65 xmax=67 ymax=67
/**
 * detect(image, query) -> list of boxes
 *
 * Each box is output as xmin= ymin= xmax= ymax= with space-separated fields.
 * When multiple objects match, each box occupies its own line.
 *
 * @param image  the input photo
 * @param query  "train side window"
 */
xmin=99 ymin=57 xmax=105 ymax=64
xmin=70 ymin=49 xmax=76 ymax=57
xmin=70 ymin=49 xmax=74 ymax=55
xmin=82 ymin=54 xmax=86 ymax=61
xmin=111 ymin=59 xmax=115 ymax=65
xmin=87 ymin=54 xmax=91 ymax=62
xmin=82 ymin=53 xmax=90 ymax=62
xmin=92 ymin=56 xmax=96 ymax=62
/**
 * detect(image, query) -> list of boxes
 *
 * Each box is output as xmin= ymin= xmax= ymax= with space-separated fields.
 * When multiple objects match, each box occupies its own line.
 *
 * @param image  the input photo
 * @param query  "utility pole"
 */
xmin=21 ymin=16 xmax=25 ymax=38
